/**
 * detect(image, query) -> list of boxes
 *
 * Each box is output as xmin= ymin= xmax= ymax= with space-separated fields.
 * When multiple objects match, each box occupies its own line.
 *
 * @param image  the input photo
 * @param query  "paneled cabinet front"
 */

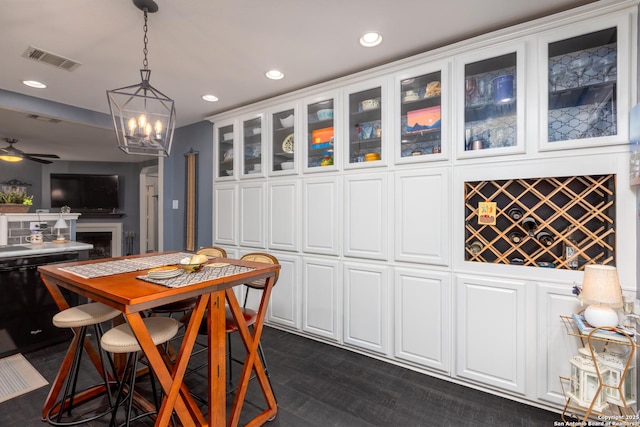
xmin=343 ymin=261 xmax=390 ymax=355
xmin=266 ymin=252 xmax=300 ymax=330
xmin=215 ymin=118 xmax=236 ymax=180
xmin=302 ymin=257 xmax=341 ymax=341
xmin=455 ymin=274 xmax=526 ymax=394
xmin=303 ymin=176 xmax=340 ymax=256
xmin=213 ymin=184 xmax=237 ymax=246
xmin=343 ymin=173 xmax=389 ymax=260
xmin=394 ymin=168 xmax=450 ymax=266
xmin=535 ymin=282 xmax=582 ymax=407
xmin=269 ymin=102 xmax=299 ymax=175
xmin=394 ymin=268 xmax=451 ymax=373
xmin=268 ymin=180 xmax=299 ymax=252
xmin=239 ymin=182 xmax=266 ymax=248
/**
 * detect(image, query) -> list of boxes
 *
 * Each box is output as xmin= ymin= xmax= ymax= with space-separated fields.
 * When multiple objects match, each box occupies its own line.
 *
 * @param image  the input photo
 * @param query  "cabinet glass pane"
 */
xmin=271 ymin=109 xmax=295 ymax=172
xmin=218 ymin=124 xmax=233 ymax=178
xmin=400 ymin=71 xmax=442 ymax=157
xmin=548 ymin=28 xmax=617 ymax=142
xmin=349 ymin=87 xmax=382 ymax=163
xmin=307 ymin=99 xmax=334 ymax=168
xmin=464 ymin=53 xmax=517 ymax=151
xmin=242 ymin=117 xmax=262 ymax=175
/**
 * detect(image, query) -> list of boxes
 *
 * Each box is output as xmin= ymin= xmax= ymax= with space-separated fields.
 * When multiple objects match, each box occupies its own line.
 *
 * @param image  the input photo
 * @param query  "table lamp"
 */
xmin=54 ymin=216 xmax=68 ymax=241
xmin=579 ymin=264 xmax=623 ymax=328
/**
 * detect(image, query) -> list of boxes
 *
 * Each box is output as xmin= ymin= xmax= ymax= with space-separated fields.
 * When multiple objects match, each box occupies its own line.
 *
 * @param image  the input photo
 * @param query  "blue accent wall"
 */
xmin=161 ymin=120 xmax=213 ymax=251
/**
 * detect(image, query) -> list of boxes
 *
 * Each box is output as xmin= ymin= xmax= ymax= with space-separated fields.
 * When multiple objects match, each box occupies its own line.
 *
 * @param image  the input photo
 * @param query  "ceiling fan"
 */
xmin=0 ymin=138 xmax=60 ymax=164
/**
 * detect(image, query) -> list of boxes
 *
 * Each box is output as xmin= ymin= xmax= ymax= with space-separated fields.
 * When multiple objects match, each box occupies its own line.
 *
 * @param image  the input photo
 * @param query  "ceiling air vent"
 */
xmin=21 ymin=46 xmax=81 ymax=72
xmin=27 ymin=114 xmax=62 ymax=124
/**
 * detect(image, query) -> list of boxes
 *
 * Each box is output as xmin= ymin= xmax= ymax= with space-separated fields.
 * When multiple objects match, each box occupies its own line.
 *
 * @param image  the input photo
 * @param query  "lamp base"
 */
xmin=584 ymin=304 xmax=619 ymax=328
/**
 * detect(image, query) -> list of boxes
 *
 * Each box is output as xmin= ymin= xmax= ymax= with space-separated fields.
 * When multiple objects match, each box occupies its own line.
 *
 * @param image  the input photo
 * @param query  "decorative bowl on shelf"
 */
xmin=281 ymin=161 xmax=294 ymax=170
xmin=223 ymin=132 xmax=233 ymax=141
xmin=317 ymin=109 xmax=333 ymax=120
xmin=225 ymin=170 xmax=233 ymax=176
xmin=360 ymin=98 xmax=380 ymax=111
xmin=252 ymin=128 xmax=262 ymax=135
xmin=364 ymin=153 xmax=380 ymax=162
xmin=279 ymin=115 xmax=294 ymax=128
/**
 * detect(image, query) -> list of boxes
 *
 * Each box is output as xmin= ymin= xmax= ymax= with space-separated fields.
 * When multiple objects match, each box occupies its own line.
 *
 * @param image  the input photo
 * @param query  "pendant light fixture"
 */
xmin=107 ymin=0 xmax=175 ymax=157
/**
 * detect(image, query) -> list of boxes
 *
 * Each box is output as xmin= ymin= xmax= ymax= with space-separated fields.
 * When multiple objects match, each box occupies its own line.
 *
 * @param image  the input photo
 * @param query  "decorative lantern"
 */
xmin=598 ymin=348 xmax=637 ymax=407
xmin=567 ymin=347 xmax=609 ymax=411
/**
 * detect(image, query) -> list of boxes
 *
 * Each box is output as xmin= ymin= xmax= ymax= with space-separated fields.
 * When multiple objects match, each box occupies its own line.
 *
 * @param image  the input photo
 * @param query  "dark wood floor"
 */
xmin=0 ymin=326 xmax=562 ymax=426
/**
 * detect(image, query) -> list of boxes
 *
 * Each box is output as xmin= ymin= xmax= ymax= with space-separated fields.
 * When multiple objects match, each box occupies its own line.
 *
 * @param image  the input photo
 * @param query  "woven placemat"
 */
xmin=138 ymin=264 xmax=255 ymax=288
xmin=59 ymin=252 xmax=195 ymax=279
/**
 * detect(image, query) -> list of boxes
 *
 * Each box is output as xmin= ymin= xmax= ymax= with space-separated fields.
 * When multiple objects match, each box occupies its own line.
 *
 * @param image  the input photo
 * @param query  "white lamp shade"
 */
xmin=580 ymin=264 xmax=623 ymax=308
xmin=54 ymin=218 xmax=68 ymax=229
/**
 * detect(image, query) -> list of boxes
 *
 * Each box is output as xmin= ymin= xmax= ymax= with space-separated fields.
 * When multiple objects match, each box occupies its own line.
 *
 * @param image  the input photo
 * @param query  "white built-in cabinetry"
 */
xmin=208 ymin=0 xmax=638 ymax=414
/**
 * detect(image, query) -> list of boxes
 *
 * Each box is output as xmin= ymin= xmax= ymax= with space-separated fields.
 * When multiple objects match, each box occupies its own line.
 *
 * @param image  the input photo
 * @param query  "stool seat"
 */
xmin=101 ymin=317 xmax=180 ymax=354
xmin=53 ymin=302 xmax=121 ymax=328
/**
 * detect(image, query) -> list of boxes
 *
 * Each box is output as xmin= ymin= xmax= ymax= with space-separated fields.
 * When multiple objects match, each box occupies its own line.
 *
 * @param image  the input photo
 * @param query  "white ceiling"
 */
xmin=0 ymin=0 xmax=597 ymax=163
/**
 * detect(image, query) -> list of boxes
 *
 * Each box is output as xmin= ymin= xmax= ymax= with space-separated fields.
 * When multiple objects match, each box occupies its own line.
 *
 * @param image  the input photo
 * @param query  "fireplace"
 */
xmin=75 ymin=222 xmax=122 ymax=259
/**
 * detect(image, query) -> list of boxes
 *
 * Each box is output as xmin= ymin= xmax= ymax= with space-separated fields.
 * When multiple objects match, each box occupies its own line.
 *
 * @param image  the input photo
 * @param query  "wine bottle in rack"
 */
xmin=507 ymin=207 xmax=523 ymax=221
xmin=536 ymin=230 xmax=554 ymax=246
xmin=521 ymin=217 xmax=538 ymax=236
xmin=508 ymin=231 xmax=524 ymax=244
xmin=563 ymin=226 xmax=579 ymax=269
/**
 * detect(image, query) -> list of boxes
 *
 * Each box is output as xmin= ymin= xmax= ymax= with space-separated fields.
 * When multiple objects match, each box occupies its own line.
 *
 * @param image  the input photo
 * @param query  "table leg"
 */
xmin=208 ymin=290 xmax=226 ymax=426
xmin=125 ymin=294 xmax=208 ymax=427
xmin=226 ymin=276 xmax=277 ymax=427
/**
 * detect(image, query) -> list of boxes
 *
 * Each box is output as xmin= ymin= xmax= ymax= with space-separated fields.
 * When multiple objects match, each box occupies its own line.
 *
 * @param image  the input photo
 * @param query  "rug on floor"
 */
xmin=0 ymin=353 xmax=48 ymax=404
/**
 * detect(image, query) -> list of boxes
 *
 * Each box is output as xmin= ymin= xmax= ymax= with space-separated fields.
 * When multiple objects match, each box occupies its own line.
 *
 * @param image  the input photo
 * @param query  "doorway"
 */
xmin=139 ymin=165 xmax=159 ymax=253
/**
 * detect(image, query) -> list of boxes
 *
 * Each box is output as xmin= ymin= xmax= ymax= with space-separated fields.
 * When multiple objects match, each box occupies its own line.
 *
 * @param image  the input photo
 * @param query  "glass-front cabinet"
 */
xmin=396 ymin=62 xmax=447 ymax=163
xmin=539 ymin=15 xmax=630 ymax=150
xmin=305 ymin=95 xmax=336 ymax=172
xmin=241 ymin=113 xmax=264 ymax=178
xmin=345 ymin=80 xmax=386 ymax=167
xmin=456 ymin=43 xmax=525 ymax=158
xmin=216 ymin=121 xmax=235 ymax=180
xmin=270 ymin=105 xmax=297 ymax=174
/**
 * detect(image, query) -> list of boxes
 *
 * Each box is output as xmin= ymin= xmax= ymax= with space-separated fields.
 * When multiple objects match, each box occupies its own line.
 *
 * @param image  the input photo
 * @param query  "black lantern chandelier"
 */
xmin=107 ymin=0 xmax=175 ymax=157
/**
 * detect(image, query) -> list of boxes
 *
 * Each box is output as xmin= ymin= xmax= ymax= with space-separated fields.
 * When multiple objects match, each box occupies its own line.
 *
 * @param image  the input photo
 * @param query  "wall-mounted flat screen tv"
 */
xmin=51 ymin=174 xmax=120 ymax=211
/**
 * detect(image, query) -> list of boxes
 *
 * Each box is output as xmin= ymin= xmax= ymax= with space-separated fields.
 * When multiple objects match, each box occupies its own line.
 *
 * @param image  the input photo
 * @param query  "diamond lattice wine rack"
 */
xmin=464 ymin=175 xmax=615 ymax=269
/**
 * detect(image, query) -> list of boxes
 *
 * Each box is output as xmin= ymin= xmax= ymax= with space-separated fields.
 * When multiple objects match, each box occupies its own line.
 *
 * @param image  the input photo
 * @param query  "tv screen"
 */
xmin=51 ymin=174 xmax=120 ymax=211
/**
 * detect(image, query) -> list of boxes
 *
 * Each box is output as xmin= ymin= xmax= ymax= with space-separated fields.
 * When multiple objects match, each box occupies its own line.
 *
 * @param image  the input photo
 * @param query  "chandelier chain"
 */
xmin=142 ymin=9 xmax=149 ymax=70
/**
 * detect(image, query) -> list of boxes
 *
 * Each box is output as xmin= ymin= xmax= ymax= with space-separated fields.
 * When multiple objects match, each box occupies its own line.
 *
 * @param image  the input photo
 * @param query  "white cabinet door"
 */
xmin=455 ymin=274 xmax=526 ymax=394
xmin=268 ymin=180 xmax=299 ymax=252
xmin=535 ymin=282 xmax=583 ymax=406
xmin=394 ymin=168 xmax=450 ymax=266
xmin=266 ymin=252 xmax=300 ymax=330
xmin=303 ymin=176 xmax=340 ymax=256
xmin=239 ymin=182 xmax=266 ymax=248
xmin=343 ymin=261 xmax=390 ymax=355
xmin=343 ymin=172 xmax=389 ymax=260
xmin=394 ymin=268 xmax=451 ymax=373
xmin=302 ymin=257 xmax=341 ymax=342
xmin=213 ymin=184 xmax=237 ymax=246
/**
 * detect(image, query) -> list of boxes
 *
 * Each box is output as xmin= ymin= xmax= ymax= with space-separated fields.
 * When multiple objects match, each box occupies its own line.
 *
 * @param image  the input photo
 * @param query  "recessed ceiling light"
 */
xmin=202 ymin=94 xmax=219 ymax=102
xmin=22 ymin=80 xmax=47 ymax=89
xmin=360 ymin=32 xmax=382 ymax=47
xmin=265 ymin=70 xmax=284 ymax=80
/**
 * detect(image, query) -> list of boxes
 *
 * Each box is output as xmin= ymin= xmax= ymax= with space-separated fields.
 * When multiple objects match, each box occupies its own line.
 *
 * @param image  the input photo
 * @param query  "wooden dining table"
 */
xmin=38 ymin=251 xmax=280 ymax=427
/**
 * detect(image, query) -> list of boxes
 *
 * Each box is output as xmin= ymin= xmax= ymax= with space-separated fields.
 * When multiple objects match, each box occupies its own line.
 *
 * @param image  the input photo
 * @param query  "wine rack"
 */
xmin=464 ymin=174 xmax=615 ymax=269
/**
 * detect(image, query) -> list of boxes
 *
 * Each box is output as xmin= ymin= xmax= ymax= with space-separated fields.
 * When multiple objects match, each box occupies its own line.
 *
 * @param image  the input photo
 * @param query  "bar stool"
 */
xmin=46 ymin=302 xmax=122 ymax=426
xmin=100 ymin=317 xmax=180 ymax=427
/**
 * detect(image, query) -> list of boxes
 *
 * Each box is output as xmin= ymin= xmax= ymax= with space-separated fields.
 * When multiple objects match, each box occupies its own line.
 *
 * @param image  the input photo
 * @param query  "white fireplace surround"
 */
xmin=76 ymin=222 xmax=122 ymax=257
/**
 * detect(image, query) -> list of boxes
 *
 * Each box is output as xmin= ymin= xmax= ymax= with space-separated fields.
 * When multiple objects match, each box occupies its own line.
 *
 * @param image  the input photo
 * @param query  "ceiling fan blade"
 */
xmin=24 ymin=154 xmax=53 ymax=164
xmin=24 ymin=153 xmax=60 ymax=158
